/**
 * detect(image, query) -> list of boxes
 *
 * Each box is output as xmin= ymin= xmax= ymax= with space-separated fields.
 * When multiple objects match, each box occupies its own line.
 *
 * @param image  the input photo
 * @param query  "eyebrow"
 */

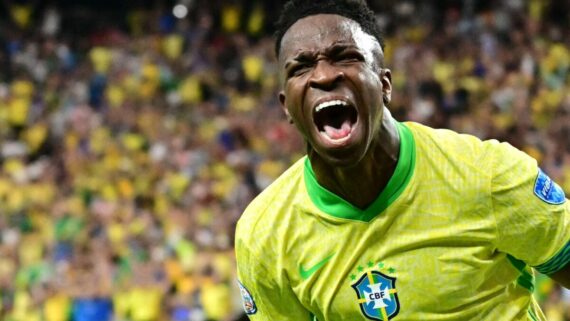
xmin=284 ymin=52 xmax=315 ymax=69
xmin=283 ymin=43 xmax=358 ymax=69
xmin=325 ymin=43 xmax=357 ymax=56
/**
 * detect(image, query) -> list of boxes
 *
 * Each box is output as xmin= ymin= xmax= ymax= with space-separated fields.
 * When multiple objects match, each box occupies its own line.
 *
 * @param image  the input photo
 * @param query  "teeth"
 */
xmin=315 ymin=100 xmax=348 ymax=112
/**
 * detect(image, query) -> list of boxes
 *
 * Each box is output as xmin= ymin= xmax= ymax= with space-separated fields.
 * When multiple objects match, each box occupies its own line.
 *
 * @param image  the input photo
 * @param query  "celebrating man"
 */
xmin=235 ymin=0 xmax=570 ymax=320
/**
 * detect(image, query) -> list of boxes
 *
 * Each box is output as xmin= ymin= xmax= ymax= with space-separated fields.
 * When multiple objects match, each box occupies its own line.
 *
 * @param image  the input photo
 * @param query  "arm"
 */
xmin=235 ymin=238 xmax=313 ymax=320
xmin=534 ymin=198 xmax=570 ymax=288
xmin=526 ymin=180 xmax=570 ymax=287
xmin=549 ymin=264 xmax=570 ymax=288
xmin=490 ymin=142 xmax=570 ymax=287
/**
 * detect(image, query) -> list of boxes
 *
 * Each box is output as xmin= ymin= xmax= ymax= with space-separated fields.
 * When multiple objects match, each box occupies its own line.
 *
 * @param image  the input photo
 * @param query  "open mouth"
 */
xmin=313 ymin=100 xmax=358 ymax=141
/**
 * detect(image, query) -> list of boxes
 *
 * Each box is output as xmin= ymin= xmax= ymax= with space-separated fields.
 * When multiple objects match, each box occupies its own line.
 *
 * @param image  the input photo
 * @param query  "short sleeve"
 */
xmin=490 ymin=141 xmax=570 ymax=273
xmin=235 ymin=238 xmax=312 ymax=320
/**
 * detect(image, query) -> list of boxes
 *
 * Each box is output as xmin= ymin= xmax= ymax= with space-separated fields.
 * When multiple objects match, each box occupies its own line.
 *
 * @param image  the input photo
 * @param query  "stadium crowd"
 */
xmin=0 ymin=0 xmax=568 ymax=320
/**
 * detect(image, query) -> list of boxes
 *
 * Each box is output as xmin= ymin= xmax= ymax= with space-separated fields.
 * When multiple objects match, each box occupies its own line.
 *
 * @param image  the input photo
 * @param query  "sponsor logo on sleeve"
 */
xmin=238 ymin=280 xmax=257 ymax=315
xmin=534 ymin=169 xmax=566 ymax=205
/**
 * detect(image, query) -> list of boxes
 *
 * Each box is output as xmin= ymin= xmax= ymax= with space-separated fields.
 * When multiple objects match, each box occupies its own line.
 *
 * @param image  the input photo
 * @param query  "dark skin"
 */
xmin=278 ymin=14 xmax=398 ymax=209
xmin=551 ymin=267 xmax=570 ymax=288
xmin=277 ymin=14 xmax=570 ymax=287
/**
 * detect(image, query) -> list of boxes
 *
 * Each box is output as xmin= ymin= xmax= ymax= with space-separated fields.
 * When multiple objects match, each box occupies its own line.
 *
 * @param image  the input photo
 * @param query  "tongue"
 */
xmin=323 ymin=120 xmax=352 ymax=140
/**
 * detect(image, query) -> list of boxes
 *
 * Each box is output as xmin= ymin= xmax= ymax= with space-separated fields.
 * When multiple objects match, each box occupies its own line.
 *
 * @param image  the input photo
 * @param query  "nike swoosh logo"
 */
xmin=299 ymin=253 xmax=335 ymax=280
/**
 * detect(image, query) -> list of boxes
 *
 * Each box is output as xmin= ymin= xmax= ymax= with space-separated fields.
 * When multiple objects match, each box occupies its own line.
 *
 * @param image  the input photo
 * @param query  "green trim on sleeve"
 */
xmin=528 ymin=307 xmax=539 ymax=321
xmin=304 ymin=122 xmax=416 ymax=222
xmin=534 ymin=240 xmax=570 ymax=275
xmin=506 ymin=255 xmax=535 ymax=292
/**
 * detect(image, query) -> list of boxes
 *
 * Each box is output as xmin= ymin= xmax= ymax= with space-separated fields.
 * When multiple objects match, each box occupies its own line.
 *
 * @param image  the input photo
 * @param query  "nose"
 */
xmin=309 ymin=60 xmax=345 ymax=90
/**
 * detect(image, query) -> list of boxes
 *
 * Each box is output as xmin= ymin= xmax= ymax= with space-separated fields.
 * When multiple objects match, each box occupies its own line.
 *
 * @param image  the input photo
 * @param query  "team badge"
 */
xmin=238 ymin=281 xmax=257 ymax=315
xmin=351 ymin=263 xmax=400 ymax=321
xmin=534 ymin=169 xmax=565 ymax=205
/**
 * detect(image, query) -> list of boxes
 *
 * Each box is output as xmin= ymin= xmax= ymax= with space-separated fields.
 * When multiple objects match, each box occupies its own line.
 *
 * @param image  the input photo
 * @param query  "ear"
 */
xmin=279 ymin=91 xmax=294 ymax=124
xmin=381 ymin=68 xmax=392 ymax=105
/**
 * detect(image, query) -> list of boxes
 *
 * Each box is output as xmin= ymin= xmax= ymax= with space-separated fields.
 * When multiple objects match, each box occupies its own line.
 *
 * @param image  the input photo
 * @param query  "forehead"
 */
xmin=279 ymin=14 xmax=380 ymax=62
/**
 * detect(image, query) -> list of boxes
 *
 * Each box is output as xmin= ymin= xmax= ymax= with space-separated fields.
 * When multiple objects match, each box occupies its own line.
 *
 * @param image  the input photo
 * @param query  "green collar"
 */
xmin=304 ymin=122 xmax=416 ymax=222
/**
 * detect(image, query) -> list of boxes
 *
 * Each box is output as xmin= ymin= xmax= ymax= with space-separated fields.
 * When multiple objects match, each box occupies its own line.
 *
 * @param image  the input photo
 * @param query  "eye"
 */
xmin=336 ymin=51 xmax=364 ymax=63
xmin=288 ymin=64 xmax=312 ymax=78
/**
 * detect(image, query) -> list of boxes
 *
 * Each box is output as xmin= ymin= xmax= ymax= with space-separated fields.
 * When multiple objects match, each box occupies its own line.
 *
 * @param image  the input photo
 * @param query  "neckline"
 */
xmin=303 ymin=122 xmax=416 ymax=222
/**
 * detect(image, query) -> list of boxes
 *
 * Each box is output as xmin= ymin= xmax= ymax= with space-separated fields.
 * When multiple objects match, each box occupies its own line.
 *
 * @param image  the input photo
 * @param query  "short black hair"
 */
xmin=274 ymin=0 xmax=384 ymax=57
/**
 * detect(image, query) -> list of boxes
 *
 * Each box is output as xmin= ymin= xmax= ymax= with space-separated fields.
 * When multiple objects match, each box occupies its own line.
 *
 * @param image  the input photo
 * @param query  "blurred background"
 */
xmin=0 ymin=0 xmax=569 ymax=320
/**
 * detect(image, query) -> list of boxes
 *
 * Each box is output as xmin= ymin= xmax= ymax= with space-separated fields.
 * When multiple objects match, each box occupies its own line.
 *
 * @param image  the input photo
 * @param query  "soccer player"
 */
xmin=234 ymin=0 xmax=570 ymax=320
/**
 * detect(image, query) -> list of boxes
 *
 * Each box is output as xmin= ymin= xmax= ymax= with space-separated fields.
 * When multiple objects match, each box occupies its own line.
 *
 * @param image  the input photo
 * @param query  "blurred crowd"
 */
xmin=0 ymin=0 xmax=568 ymax=320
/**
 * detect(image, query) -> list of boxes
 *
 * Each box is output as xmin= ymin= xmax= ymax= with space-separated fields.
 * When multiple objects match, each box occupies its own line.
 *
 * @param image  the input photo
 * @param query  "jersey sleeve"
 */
xmin=490 ymin=141 xmax=570 ymax=274
xmin=235 ymin=236 xmax=312 ymax=320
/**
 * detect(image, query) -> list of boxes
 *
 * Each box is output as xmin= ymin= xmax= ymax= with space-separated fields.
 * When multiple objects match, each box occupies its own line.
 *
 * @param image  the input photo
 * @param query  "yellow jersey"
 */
xmin=235 ymin=121 xmax=570 ymax=321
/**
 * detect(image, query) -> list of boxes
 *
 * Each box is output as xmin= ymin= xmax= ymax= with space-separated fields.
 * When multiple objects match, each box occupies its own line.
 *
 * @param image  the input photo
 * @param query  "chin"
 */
xmin=313 ymin=147 xmax=366 ymax=169
xmin=309 ymin=130 xmax=369 ymax=168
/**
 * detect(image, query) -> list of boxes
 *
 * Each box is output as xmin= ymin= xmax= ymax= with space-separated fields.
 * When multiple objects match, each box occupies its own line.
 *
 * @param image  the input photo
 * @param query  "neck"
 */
xmin=309 ymin=112 xmax=400 ymax=209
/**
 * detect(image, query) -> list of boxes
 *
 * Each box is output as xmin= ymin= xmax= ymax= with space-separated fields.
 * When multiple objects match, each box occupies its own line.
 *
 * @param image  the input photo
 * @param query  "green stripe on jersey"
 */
xmin=528 ymin=307 xmax=539 ymax=321
xmin=534 ymin=240 xmax=570 ymax=275
xmin=507 ymin=255 xmax=535 ymax=292
xmin=304 ymin=121 xmax=416 ymax=222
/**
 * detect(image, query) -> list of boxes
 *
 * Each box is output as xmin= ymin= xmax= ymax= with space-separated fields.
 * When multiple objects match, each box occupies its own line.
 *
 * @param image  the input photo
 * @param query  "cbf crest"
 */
xmin=350 ymin=262 xmax=400 ymax=320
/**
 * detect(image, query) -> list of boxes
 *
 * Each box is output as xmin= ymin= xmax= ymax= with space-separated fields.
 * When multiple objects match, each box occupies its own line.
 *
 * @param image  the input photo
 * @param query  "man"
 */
xmin=235 ymin=0 xmax=570 ymax=320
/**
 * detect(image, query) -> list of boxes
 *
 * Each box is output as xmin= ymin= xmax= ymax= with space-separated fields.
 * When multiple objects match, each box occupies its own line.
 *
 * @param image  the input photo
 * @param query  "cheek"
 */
xmin=356 ymin=71 xmax=382 ymax=106
xmin=285 ymin=81 xmax=309 ymax=116
xmin=358 ymin=66 xmax=382 ymax=88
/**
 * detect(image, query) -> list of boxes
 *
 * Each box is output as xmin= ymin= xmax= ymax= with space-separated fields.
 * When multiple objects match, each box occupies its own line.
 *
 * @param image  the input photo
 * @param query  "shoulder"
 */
xmin=405 ymin=122 xmax=485 ymax=154
xmin=404 ymin=121 xmax=527 ymax=168
xmin=236 ymin=156 xmax=306 ymax=245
